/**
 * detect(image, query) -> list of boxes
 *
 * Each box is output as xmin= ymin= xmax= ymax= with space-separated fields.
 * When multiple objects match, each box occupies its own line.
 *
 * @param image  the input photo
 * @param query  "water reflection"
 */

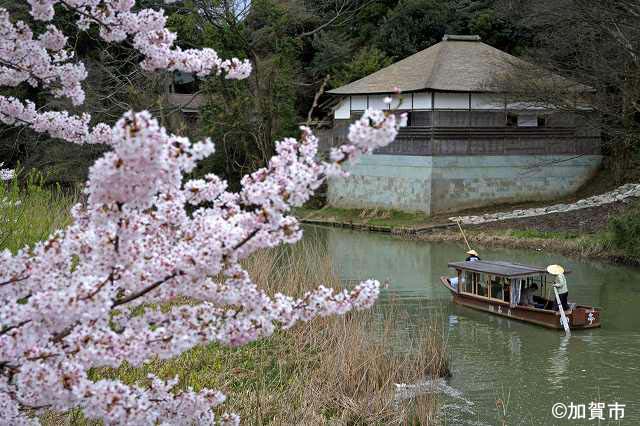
xmin=304 ymin=225 xmax=640 ymax=425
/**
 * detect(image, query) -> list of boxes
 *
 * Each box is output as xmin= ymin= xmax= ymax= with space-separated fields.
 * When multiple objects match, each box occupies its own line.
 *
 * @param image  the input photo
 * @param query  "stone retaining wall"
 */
xmin=328 ymin=154 xmax=602 ymax=214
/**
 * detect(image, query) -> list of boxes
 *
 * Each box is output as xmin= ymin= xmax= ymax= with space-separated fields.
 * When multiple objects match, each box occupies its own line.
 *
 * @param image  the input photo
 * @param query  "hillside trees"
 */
xmin=497 ymin=0 xmax=640 ymax=181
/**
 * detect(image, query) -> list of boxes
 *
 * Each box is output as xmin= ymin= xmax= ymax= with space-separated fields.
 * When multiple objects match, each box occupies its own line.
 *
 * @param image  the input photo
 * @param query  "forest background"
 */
xmin=1 ymin=0 xmax=639 ymax=188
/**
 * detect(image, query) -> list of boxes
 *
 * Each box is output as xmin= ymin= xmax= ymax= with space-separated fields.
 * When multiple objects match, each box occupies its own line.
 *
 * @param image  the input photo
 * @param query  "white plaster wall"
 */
xmin=434 ymin=92 xmax=469 ymax=109
xmin=334 ymin=98 xmax=350 ymax=119
xmin=333 ymin=91 xmax=576 ymax=120
xmin=369 ymin=95 xmax=389 ymax=110
xmin=412 ymin=92 xmax=432 ymax=109
xmin=351 ymin=95 xmax=367 ymax=111
xmin=388 ymin=94 xmax=404 ymax=110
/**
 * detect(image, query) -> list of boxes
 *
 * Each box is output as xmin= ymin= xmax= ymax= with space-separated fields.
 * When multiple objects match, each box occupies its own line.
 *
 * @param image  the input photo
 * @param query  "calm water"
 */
xmin=304 ymin=226 xmax=640 ymax=425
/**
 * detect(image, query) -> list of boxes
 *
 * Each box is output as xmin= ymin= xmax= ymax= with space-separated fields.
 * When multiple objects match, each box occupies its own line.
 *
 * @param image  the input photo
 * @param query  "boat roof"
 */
xmin=448 ymin=260 xmax=554 ymax=278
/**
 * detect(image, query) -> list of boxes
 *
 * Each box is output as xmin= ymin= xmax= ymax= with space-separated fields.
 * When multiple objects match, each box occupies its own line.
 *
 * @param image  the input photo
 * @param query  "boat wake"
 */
xmin=395 ymin=378 xmax=491 ymax=425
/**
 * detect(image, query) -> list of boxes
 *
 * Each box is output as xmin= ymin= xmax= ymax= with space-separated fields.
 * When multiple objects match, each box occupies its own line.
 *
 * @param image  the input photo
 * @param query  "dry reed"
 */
xmin=234 ymin=240 xmax=449 ymax=424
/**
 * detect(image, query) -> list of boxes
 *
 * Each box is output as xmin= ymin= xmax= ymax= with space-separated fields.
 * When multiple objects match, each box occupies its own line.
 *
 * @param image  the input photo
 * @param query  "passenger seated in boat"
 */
xmin=465 ymin=249 xmax=480 ymax=262
xmin=519 ymin=283 xmax=539 ymax=306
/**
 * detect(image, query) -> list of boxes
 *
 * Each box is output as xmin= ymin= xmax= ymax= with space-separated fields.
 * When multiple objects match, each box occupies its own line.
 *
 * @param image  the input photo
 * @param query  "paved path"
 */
xmin=449 ymin=183 xmax=640 ymax=225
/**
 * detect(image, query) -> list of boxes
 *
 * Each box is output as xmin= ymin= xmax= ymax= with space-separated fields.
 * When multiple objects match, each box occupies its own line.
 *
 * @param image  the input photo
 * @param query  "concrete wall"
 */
xmin=328 ymin=154 xmax=602 ymax=214
xmin=328 ymin=155 xmax=433 ymax=214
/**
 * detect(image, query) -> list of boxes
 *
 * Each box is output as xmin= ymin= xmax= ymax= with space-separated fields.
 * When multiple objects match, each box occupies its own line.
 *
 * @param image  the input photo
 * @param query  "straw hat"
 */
xmin=466 ymin=249 xmax=479 ymax=256
xmin=546 ymin=264 xmax=565 ymax=275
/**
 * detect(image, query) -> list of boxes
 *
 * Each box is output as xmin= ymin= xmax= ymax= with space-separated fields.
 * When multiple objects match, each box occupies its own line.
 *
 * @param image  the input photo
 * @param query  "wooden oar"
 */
xmin=456 ymin=220 xmax=472 ymax=251
xmin=553 ymin=287 xmax=571 ymax=336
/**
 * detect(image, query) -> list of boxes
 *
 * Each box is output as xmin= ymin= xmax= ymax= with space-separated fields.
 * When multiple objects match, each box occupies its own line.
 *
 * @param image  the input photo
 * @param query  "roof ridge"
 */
xmin=442 ymin=34 xmax=481 ymax=41
xmin=424 ymin=42 xmax=445 ymax=89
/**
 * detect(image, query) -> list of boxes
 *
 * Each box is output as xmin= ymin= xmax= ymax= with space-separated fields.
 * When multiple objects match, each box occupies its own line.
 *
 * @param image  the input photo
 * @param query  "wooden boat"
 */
xmin=440 ymin=260 xmax=601 ymax=330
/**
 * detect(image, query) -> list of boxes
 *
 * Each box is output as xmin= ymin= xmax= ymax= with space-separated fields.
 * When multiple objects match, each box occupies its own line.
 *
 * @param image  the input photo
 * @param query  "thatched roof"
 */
xmin=328 ymin=35 xmax=588 ymax=95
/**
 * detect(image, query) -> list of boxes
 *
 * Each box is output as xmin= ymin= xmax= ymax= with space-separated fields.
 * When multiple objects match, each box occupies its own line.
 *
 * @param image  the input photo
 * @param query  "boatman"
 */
xmin=466 ymin=250 xmax=480 ymax=262
xmin=449 ymin=250 xmax=481 ymax=289
xmin=547 ymin=264 xmax=569 ymax=311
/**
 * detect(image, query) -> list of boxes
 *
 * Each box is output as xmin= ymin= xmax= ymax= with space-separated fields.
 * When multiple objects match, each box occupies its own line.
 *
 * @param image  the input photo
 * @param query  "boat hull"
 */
xmin=440 ymin=277 xmax=601 ymax=330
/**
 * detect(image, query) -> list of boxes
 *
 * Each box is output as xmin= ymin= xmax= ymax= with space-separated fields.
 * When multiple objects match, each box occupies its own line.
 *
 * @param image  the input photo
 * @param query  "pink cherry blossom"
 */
xmin=0 ymin=2 xmax=405 ymax=424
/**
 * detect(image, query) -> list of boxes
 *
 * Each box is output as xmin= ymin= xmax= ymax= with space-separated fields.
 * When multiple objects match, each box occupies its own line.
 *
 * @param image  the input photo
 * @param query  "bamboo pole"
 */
xmin=554 ymin=287 xmax=571 ymax=336
xmin=456 ymin=220 xmax=472 ymax=251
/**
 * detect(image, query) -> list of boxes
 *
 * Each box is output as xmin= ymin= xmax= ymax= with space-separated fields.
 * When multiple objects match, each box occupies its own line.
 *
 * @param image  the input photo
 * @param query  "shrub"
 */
xmin=608 ymin=202 xmax=640 ymax=257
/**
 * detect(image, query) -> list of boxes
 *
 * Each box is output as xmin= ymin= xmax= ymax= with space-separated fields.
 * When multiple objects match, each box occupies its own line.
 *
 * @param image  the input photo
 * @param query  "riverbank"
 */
xmin=298 ymin=198 xmax=640 ymax=266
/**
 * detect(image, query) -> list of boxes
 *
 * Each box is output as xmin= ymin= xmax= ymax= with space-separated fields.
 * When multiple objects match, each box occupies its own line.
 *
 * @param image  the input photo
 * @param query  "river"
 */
xmin=304 ymin=225 xmax=640 ymax=425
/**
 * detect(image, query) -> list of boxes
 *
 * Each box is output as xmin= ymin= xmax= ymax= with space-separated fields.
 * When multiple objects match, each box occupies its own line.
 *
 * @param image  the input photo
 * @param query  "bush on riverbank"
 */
xmin=608 ymin=200 xmax=640 ymax=258
xmin=4 ymin=184 xmax=448 ymax=424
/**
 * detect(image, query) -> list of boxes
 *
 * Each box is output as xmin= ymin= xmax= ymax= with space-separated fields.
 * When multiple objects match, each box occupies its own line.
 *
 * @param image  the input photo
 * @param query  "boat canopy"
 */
xmin=447 ymin=260 xmax=564 ymax=279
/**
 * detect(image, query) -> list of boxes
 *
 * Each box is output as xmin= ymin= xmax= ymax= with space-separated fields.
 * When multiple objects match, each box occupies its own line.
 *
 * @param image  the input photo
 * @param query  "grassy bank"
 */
xmin=296 ymin=206 xmax=433 ymax=229
xmin=404 ymin=228 xmax=640 ymax=265
xmin=0 ymin=172 xmax=78 ymax=253
xmin=1 ymin=181 xmax=449 ymax=424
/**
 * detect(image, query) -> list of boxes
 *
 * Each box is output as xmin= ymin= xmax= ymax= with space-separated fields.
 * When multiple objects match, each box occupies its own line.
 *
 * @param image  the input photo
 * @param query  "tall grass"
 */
xmin=0 ymin=171 xmax=77 ymax=253
xmin=43 ymin=241 xmax=448 ymax=425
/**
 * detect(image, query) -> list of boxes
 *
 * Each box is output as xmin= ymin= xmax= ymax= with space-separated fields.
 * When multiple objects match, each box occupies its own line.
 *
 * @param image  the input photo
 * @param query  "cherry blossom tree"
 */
xmin=0 ymin=1 xmax=405 ymax=424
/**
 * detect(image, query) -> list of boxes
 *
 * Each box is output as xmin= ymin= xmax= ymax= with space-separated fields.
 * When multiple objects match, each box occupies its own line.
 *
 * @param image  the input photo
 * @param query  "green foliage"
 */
xmin=609 ymin=202 xmax=640 ymax=257
xmin=331 ymin=46 xmax=394 ymax=89
xmin=0 ymin=169 xmax=76 ymax=253
xmin=374 ymin=0 xmax=450 ymax=59
xmin=507 ymin=229 xmax=578 ymax=240
xmin=309 ymin=31 xmax=355 ymax=80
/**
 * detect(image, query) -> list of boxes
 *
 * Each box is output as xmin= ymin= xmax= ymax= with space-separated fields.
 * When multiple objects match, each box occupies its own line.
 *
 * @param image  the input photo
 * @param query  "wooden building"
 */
xmin=324 ymin=35 xmax=601 ymax=214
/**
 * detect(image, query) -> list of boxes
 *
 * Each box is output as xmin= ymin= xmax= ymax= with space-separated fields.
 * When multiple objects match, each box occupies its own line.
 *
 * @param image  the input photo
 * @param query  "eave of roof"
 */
xmin=447 ymin=260 xmax=550 ymax=278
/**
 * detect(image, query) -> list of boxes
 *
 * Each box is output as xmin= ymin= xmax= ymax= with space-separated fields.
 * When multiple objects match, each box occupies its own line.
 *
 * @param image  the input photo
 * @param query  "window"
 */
xmin=517 ymin=114 xmax=538 ymax=127
xmin=475 ymin=273 xmax=488 ymax=297
xmin=462 ymin=271 xmax=475 ymax=293
xmin=537 ymin=115 xmax=547 ymax=127
xmin=491 ymin=276 xmax=506 ymax=301
xmin=508 ymin=113 xmax=547 ymax=128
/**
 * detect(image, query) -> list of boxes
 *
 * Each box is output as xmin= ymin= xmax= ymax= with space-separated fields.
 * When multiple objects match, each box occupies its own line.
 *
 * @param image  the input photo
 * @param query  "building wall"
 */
xmin=429 ymin=155 xmax=601 ymax=213
xmin=328 ymin=155 xmax=433 ymax=214
xmin=327 ymin=92 xmax=601 ymax=215
xmin=328 ymin=154 xmax=602 ymax=214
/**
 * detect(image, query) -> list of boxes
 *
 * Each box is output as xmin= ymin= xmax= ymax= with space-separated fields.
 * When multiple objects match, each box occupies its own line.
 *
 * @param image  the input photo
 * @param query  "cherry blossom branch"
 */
xmin=0 ymin=1 xmax=407 ymax=423
xmin=111 ymin=273 xmax=181 ymax=308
